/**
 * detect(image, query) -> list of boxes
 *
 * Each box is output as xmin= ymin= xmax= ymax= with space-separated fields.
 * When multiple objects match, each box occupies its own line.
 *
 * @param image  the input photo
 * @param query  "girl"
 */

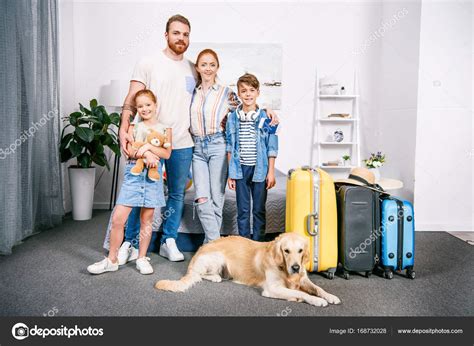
xmin=88 ymin=89 xmax=171 ymax=275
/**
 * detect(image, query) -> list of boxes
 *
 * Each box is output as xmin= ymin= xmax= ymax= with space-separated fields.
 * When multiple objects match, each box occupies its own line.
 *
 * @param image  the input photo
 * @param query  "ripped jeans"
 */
xmin=192 ymin=132 xmax=228 ymax=243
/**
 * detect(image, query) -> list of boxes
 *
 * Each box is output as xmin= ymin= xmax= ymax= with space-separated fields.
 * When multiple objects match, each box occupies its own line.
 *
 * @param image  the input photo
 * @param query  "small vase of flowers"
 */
xmin=364 ymin=152 xmax=385 ymax=182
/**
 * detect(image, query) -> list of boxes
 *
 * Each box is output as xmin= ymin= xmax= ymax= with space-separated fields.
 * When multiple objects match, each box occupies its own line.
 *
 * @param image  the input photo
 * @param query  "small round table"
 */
xmin=378 ymin=178 xmax=404 ymax=191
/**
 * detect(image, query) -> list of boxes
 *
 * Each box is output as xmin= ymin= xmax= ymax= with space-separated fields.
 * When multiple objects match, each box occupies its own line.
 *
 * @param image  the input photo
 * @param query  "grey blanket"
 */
xmin=103 ymin=170 xmax=287 ymax=249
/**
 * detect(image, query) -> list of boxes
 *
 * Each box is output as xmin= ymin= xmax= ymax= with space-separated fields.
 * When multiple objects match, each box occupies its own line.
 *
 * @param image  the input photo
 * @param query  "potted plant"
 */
xmin=342 ymin=155 xmax=351 ymax=166
xmin=363 ymin=151 xmax=386 ymax=182
xmin=60 ymin=99 xmax=120 ymax=220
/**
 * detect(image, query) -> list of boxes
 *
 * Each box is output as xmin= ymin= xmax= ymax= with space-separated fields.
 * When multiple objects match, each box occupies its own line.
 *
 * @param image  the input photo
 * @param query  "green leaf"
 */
xmin=60 ymin=147 xmax=72 ymax=163
xmin=92 ymin=153 xmax=109 ymax=169
xmin=77 ymin=153 xmax=92 ymax=168
xmin=90 ymin=99 xmax=98 ymax=109
xmin=84 ymin=116 xmax=102 ymax=125
xmin=69 ymin=141 xmax=82 ymax=157
xmin=109 ymin=112 xmax=120 ymax=125
xmin=91 ymin=122 xmax=103 ymax=132
xmin=69 ymin=112 xmax=82 ymax=126
xmin=100 ymin=106 xmax=111 ymax=125
xmin=93 ymin=106 xmax=110 ymax=125
xmin=101 ymin=133 xmax=113 ymax=146
xmin=79 ymin=103 xmax=91 ymax=115
xmin=59 ymin=133 xmax=73 ymax=151
xmin=93 ymin=106 xmax=105 ymax=124
xmin=109 ymin=143 xmax=121 ymax=156
xmin=75 ymin=127 xmax=94 ymax=143
xmin=60 ymin=124 xmax=72 ymax=143
xmin=93 ymin=130 xmax=103 ymax=138
xmin=95 ymin=142 xmax=104 ymax=155
xmin=92 ymin=105 xmax=103 ymax=122
xmin=73 ymin=133 xmax=87 ymax=147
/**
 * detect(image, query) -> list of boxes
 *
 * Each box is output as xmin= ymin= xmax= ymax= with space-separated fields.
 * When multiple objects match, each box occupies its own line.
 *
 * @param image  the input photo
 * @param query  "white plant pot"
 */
xmin=68 ymin=167 xmax=96 ymax=221
xmin=368 ymin=168 xmax=381 ymax=183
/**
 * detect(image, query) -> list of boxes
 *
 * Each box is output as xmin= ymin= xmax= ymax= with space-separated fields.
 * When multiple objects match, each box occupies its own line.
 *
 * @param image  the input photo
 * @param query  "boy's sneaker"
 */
xmin=136 ymin=257 xmax=154 ymax=275
xmin=117 ymin=241 xmax=139 ymax=265
xmin=159 ymin=238 xmax=184 ymax=262
xmin=87 ymin=257 xmax=118 ymax=275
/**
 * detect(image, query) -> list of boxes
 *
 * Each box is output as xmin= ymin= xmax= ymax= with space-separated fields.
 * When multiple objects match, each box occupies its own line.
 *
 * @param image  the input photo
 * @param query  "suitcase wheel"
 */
xmin=383 ymin=271 xmax=393 ymax=280
xmin=343 ymin=272 xmax=350 ymax=280
xmin=406 ymin=269 xmax=415 ymax=280
xmin=365 ymin=271 xmax=371 ymax=278
xmin=327 ymin=272 xmax=335 ymax=280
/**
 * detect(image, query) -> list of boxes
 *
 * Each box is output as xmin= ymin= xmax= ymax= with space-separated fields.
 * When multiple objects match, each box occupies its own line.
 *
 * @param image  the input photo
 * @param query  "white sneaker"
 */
xmin=87 ymin=257 xmax=119 ymax=275
xmin=117 ymin=241 xmax=139 ymax=265
xmin=136 ymin=257 xmax=154 ymax=275
xmin=159 ymin=238 xmax=184 ymax=262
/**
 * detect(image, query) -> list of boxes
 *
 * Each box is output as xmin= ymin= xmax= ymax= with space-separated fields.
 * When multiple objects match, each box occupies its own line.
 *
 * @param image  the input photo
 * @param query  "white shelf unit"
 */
xmin=320 ymin=166 xmax=357 ymax=169
xmin=310 ymin=69 xmax=361 ymax=178
xmin=318 ymin=119 xmax=357 ymax=123
xmin=319 ymin=95 xmax=360 ymax=99
xmin=319 ymin=142 xmax=357 ymax=145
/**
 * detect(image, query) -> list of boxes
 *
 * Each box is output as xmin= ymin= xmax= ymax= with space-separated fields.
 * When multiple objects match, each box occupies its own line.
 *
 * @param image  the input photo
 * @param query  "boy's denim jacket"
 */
xmin=225 ymin=108 xmax=278 ymax=182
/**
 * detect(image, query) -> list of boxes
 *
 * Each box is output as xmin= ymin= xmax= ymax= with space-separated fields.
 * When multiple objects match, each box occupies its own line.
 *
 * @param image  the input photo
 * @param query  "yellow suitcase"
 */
xmin=285 ymin=166 xmax=338 ymax=279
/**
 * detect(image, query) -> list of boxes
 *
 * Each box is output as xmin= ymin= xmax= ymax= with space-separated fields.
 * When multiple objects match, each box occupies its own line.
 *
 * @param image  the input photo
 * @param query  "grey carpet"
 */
xmin=0 ymin=210 xmax=472 ymax=317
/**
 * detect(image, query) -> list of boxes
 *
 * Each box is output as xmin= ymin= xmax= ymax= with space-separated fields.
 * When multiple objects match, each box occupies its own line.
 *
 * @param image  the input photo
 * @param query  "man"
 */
xmin=117 ymin=14 xmax=196 ymax=262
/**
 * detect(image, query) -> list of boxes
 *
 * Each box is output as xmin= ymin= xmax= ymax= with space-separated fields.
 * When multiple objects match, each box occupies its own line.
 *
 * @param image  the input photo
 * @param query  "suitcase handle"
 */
xmin=306 ymin=213 xmax=319 ymax=236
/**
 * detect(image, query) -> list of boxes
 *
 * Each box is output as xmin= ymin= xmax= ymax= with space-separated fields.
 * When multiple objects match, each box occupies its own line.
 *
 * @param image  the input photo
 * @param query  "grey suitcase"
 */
xmin=336 ymin=185 xmax=380 ymax=279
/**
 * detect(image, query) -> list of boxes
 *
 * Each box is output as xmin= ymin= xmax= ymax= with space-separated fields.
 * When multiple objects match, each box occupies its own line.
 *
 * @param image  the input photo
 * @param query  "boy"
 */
xmin=226 ymin=73 xmax=279 ymax=241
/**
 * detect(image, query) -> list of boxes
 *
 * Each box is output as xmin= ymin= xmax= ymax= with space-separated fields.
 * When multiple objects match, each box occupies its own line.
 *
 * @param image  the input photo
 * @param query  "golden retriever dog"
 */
xmin=155 ymin=233 xmax=341 ymax=307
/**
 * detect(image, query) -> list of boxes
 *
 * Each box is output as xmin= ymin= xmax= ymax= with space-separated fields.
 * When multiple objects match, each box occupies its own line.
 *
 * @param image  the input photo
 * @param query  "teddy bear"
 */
xmin=130 ymin=129 xmax=170 ymax=181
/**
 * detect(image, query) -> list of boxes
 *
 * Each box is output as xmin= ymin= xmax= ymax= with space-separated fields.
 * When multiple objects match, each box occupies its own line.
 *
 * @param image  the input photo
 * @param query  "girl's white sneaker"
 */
xmin=136 ymin=257 xmax=154 ymax=275
xmin=117 ymin=241 xmax=139 ymax=265
xmin=87 ymin=257 xmax=119 ymax=275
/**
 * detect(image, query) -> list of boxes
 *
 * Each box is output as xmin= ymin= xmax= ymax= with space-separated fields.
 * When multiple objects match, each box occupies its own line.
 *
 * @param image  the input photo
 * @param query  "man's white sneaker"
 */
xmin=136 ymin=257 xmax=154 ymax=275
xmin=159 ymin=238 xmax=184 ymax=262
xmin=87 ymin=257 xmax=119 ymax=275
xmin=117 ymin=241 xmax=139 ymax=265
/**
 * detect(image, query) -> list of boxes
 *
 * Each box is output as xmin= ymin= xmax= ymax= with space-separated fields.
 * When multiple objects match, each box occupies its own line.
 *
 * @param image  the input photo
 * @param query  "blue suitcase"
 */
xmin=380 ymin=198 xmax=415 ymax=279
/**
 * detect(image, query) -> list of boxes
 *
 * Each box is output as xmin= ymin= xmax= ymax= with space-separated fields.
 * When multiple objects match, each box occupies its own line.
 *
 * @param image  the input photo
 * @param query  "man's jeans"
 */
xmin=125 ymin=147 xmax=193 ymax=247
xmin=192 ymin=133 xmax=227 ymax=244
xmin=235 ymin=165 xmax=267 ymax=241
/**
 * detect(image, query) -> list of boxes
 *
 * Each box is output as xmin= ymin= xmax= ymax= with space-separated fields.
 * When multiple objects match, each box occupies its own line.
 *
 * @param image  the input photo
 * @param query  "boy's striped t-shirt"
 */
xmin=238 ymin=120 xmax=257 ymax=166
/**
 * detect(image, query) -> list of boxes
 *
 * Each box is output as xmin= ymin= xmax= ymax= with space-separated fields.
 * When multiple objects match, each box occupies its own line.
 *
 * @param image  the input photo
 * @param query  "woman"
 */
xmin=190 ymin=49 xmax=238 ymax=244
xmin=190 ymin=49 xmax=277 ymax=243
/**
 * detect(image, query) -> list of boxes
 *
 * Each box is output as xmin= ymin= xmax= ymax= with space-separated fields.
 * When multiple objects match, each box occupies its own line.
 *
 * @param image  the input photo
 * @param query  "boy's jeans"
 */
xmin=192 ymin=133 xmax=228 ymax=244
xmin=125 ymin=147 xmax=193 ymax=247
xmin=235 ymin=165 xmax=267 ymax=241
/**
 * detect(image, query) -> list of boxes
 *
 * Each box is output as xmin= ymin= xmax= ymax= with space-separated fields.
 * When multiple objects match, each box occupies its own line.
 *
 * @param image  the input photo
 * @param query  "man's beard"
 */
xmin=168 ymin=39 xmax=188 ymax=55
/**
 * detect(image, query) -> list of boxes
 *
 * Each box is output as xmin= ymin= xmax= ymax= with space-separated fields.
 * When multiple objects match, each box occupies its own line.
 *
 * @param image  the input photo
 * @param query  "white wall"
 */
xmin=59 ymin=0 xmax=385 ymax=210
xmin=414 ymin=1 xmax=473 ymax=231
xmin=375 ymin=1 xmax=421 ymax=202
xmin=60 ymin=1 xmax=472 ymax=233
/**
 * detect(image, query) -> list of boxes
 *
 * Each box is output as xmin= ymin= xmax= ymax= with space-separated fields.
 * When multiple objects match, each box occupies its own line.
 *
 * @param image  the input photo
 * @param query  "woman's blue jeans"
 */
xmin=192 ymin=133 xmax=228 ymax=244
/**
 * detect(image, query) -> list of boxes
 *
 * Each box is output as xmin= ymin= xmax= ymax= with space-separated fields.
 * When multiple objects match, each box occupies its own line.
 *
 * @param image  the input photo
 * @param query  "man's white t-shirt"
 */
xmin=131 ymin=51 xmax=197 ymax=149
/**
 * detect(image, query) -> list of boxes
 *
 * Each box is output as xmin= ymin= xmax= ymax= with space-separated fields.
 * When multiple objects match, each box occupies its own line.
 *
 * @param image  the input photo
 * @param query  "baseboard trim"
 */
xmin=416 ymin=224 xmax=473 ymax=232
xmin=93 ymin=203 xmax=113 ymax=210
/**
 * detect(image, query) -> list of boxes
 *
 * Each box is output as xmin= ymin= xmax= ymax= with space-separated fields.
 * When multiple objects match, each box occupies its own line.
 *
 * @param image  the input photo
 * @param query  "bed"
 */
xmin=103 ymin=170 xmax=287 ymax=250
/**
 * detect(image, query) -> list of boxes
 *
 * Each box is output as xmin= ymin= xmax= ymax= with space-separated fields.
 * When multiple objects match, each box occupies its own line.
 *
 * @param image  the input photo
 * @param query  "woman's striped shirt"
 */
xmin=190 ymin=83 xmax=239 ymax=138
